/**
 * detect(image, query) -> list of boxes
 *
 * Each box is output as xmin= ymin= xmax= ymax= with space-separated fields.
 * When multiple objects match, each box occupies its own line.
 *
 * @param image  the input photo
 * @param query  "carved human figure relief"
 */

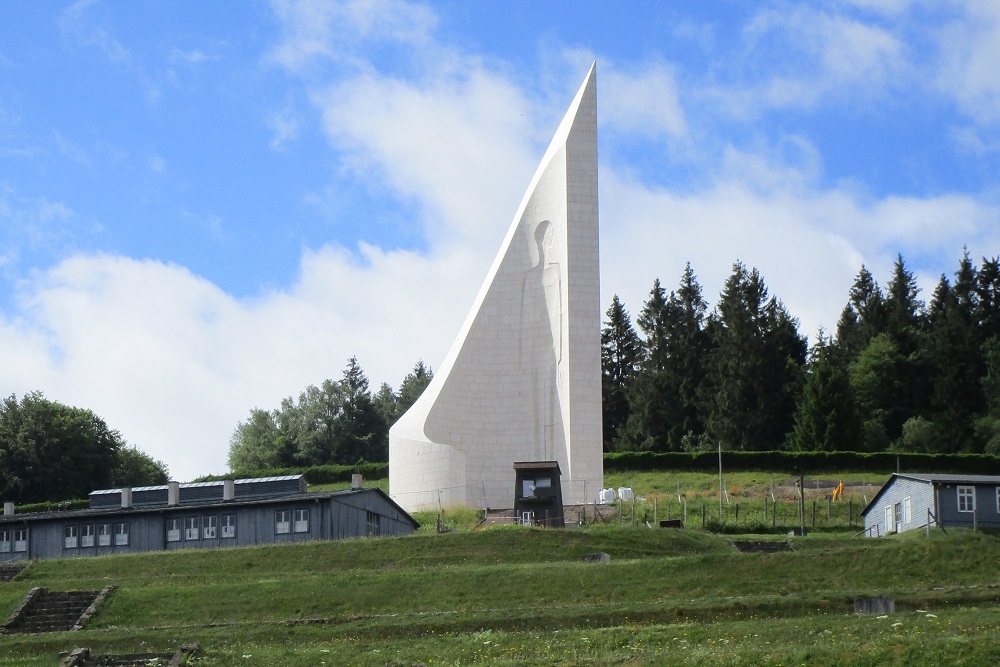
xmin=520 ymin=219 xmax=563 ymax=460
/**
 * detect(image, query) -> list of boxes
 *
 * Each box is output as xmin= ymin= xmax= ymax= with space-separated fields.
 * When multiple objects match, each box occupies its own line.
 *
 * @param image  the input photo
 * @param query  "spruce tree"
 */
xmin=788 ymin=335 xmax=862 ymax=451
xmin=600 ymin=295 xmax=642 ymax=449
xmin=627 ymin=265 xmax=710 ymax=451
xmin=834 ymin=265 xmax=886 ymax=363
xmin=924 ymin=252 xmax=984 ymax=451
xmin=701 ymin=262 xmax=806 ymax=451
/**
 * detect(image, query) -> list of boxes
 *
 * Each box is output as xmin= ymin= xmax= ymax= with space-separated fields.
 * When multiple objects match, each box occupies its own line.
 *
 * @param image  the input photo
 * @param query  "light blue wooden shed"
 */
xmin=861 ymin=473 xmax=1000 ymax=536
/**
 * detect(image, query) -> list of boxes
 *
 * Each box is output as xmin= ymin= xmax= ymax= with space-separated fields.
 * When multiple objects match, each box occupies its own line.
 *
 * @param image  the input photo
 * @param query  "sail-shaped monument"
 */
xmin=389 ymin=65 xmax=602 ymax=512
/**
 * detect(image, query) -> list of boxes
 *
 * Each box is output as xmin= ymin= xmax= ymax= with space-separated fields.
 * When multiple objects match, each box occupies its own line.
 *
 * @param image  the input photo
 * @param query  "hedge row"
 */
xmin=15 ymin=498 xmax=90 ymax=514
xmin=193 ymin=462 xmax=390 ymax=486
xmin=603 ymin=450 xmax=1000 ymax=475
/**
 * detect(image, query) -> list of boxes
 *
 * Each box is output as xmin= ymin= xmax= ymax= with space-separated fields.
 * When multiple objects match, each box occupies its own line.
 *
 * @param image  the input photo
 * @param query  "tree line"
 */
xmin=602 ymin=251 xmax=1000 ymax=455
xmin=226 ymin=358 xmax=433 ymax=472
xmin=0 ymin=392 xmax=169 ymax=503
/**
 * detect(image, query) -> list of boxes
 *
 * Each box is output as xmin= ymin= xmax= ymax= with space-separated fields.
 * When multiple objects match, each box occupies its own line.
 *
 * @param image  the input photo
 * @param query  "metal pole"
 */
xmin=718 ymin=442 xmax=724 ymax=518
xmin=799 ymin=474 xmax=805 ymax=536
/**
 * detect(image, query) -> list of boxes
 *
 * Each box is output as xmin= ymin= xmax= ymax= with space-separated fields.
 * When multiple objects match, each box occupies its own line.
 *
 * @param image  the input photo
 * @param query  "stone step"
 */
xmin=2 ymin=588 xmax=106 ymax=634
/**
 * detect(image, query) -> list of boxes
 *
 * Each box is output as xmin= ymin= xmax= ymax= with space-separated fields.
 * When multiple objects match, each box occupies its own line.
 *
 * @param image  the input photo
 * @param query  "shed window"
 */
xmin=166 ymin=519 xmax=181 ymax=542
xmin=903 ymin=497 xmax=911 ymax=524
xmin=114 ymin=523 xmax=129 ymax=546
xmin=14 ymin=528 xmax=27 ymax=552
xmin=0 ymin=529 xmax=9 ymax=553
xmin=203 ymin=516 xmax=217 ymax=539
xmin=64 ymin=525 xmax=78 ymax=549
xmin=81 ymin=524 xmax=95 ymax=548
xmin=221 ymin=514 xmax=236 ymax=539
xmin=276 ymin=510 xmax=290 ymax=534
xmin=293 ymin=509 xmax=309 ymax=533
xmin=958 ymin=486 xmax=975 ymax=513
xmin=98 ymin=523 xmax=111 ymax=547
xmin=366 ymin=511 xmax=380 ymax=537
xmin=185 ymin=517 xmax=200 ymax=540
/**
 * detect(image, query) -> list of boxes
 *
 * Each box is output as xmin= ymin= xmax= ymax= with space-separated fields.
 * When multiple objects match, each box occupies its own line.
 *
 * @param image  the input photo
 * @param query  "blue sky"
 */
xmin=2 ymin=0 xmax=999 ymax=480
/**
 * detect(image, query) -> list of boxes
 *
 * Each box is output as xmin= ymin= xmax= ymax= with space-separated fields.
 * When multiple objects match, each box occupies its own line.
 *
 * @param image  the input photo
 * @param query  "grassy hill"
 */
xmin=1 ymin=525 xmax=1000 ymax=665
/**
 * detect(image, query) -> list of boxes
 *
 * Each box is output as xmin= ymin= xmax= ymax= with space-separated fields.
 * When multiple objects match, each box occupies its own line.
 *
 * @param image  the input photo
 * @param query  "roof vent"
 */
xmin=351 ymin=474 xmax=363 ymax=490
xmin=121 ymin=488 xmax=133 ymax=509
xmin=167 ymin=481 xmax=180 ymax=506
xmin=223 ymin=479 xmax=235 ymax=501
xmin=3 ymin=502 xmax=13 ymax=516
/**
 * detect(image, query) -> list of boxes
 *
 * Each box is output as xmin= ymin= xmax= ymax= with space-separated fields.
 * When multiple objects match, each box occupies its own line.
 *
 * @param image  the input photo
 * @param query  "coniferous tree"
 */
xmin=701 ymin=262 xmax=806 ymax=451
xmin=884 ymin=253 xmax=926 ymax=356
xmin=924 ymin=251 xmax=984 ymax=451
xmin=332 ymin=357 xmax=387 ymax=464
xmin=626 ymin=265 xmax=710 ymax=451
xmin=975 ymin=336 xmax=1000 ymax=454
xmin=977 ymin=257 xmax=1000 ymax=342
xmin=600 ymin=295 xmax=642 ymax=449
xmin=849 ymin=333 xmax=906 ymax=450
xmin=636 ymin=279 xmax=668 ymax=371
xmin=835 ymin=265 xmax=886 ymax=363
xmin=787 ymin=334 xmax=862 ymax=451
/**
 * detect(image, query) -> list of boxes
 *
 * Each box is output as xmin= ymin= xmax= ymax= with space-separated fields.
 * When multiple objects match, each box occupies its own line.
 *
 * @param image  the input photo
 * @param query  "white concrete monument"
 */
xmin=389 ymin=64 xmax=603 ymax=511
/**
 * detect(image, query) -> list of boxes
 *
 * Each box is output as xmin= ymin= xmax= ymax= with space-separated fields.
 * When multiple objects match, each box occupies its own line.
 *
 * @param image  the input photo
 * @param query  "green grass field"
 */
xmin=1 ymin=517 xmax=1000 ymax=665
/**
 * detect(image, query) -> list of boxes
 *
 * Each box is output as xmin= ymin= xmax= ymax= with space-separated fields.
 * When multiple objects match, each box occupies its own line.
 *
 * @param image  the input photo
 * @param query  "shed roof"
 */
xmin=513 ymin=461 xmax=562 ymax=473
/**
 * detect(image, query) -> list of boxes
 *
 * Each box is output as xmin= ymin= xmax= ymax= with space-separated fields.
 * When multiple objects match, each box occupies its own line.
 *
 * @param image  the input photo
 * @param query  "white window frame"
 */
xmin=884 ymin=506 xmax=893 ymax=533
xmin=14 ymin=528 xmax=27 ymax=552
xmin=185 ymin=517 xmax=200 ymax=540
xmin=0 ymin=529 xmax=10 ymax=553
xmin=203 ymin=515 xmax=218 ymax=539
xmin=98 ymin=523 xmax=111 ymax=547
xmin=275 ymin=510 xmax=290 ymax=535
xmin=166 ymin=518 xmax=181 ymax=543
xmin=293 ymin=509 xmax=309 ymax=533
xmin=81 ymin=524 xmax=95 ymax=548
xmin=64 ymin=525 xmax=78 ymax=549
xmin=221 ymin=514 xmax=236 ymax=539
xmin=903 ymin=497 xmax=911 ymax=525
xmin=114 ymin=522 xmax=129 ymax=546
xmin=958 ymin=486 xmax=976 ymax=513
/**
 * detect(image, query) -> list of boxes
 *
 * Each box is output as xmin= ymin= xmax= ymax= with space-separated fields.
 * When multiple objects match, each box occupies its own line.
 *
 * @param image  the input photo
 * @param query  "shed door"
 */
xmin=885 ymin=506 xmax=893 ymax=535
xmin=894 ymin=502 xmax=903 ymax=533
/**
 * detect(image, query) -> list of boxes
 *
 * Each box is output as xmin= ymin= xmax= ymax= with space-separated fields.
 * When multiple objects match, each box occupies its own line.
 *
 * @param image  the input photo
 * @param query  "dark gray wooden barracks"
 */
xmin=0 ymin=475 xmax=418 ymax=561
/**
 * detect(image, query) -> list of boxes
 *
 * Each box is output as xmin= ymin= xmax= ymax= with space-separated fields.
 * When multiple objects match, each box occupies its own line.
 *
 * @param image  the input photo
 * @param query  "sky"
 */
xmin=2 ymin=0 xmax=999 ymax=481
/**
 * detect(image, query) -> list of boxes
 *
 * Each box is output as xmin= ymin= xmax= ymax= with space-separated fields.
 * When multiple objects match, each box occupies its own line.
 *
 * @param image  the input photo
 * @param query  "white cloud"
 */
xmin=722 ymin=6 xmax=906 ymax=115
xmin=1 ymin=244 xmax=481 ymax=480
xmin=313 ymin=69 xmax=539 ymax=250
xmin=266 ymin=0 xmax=437 ymax=71
xmin=266 ymin=100 xmax=301 ymax=151
xmin=59 ymin=0 xmax=131 ymax=65
xmin=0 ymin=188 xmax=76 ymax=263
xmin=934 ymin=2 xmax=1000 ymax=124
xmin=602 ymin=62 xmax=687 ymax=140
xmin=58 ymin=0 xmax=161 ymax=103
